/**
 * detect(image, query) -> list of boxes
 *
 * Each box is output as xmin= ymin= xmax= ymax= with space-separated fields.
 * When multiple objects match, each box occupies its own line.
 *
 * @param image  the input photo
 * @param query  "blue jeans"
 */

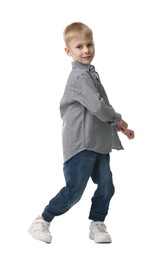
xmin=42 ymin=150 xmax=115 ymax=222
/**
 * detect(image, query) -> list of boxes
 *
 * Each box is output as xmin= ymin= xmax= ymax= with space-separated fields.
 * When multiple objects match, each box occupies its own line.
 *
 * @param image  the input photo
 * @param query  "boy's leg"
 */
xmin=42 ymin=150 xmax=98 ymax=222
xmin=29 ymin=150 xmax=98 ymax=242
xmin=89 ymin=153 xmax=114 ymax=243
xmin=89 ymin=153 xmax=115 ymax=221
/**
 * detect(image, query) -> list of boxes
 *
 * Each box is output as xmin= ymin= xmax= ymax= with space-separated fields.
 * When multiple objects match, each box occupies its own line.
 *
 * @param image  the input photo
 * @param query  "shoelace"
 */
xmin=95 ymin=223 xmax=107 ymax=233
xmin=41 ymin=222 xmax=50 ymax=233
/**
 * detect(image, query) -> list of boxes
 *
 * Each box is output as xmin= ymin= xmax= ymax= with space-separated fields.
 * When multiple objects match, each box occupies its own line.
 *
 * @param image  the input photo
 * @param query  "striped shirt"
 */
xmin=60 ymin=61 xmax=123 ymax=162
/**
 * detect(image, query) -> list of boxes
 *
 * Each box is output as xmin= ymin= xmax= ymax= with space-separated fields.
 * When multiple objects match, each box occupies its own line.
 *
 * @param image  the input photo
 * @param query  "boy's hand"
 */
xmin=123 ymin=129 xmax=135 ymax=139
xmin=117 ymin=119 xmax=134 ymax=139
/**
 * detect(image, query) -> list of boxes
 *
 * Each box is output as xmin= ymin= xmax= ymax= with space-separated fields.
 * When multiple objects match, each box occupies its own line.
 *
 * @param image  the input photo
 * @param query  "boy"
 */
xmin=28 ymin=22 xmax=134 ymax=244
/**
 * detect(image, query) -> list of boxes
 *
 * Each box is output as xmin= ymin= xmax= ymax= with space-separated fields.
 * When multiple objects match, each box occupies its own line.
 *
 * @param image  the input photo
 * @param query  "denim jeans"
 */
xmin=42 ymin=150 xmax=115 ymax=222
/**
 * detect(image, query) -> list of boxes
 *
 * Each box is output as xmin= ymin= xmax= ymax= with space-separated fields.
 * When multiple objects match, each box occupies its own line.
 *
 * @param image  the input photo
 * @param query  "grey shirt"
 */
xmin=60 ymin=61 xmax=123 ymax=162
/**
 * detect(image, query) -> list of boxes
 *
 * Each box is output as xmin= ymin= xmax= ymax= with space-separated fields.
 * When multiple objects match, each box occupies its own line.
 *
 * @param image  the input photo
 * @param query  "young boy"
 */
xmin=28 ymin=22 xmax=134 ymax=244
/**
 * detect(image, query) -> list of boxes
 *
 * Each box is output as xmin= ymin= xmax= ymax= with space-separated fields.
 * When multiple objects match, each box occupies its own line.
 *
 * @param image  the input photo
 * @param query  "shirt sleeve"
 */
xmin=72 ymin=73 xmax=121 ymax=126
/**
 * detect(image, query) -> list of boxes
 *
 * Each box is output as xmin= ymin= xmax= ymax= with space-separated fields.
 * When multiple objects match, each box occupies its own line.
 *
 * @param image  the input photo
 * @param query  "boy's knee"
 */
xmin=106 ymin=182 xmax=115 ymax=199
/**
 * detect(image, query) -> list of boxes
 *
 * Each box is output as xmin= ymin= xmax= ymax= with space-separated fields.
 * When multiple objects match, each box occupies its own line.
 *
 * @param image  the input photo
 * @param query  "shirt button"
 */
xmin=89 ymin=65 xmax=94 ymax=71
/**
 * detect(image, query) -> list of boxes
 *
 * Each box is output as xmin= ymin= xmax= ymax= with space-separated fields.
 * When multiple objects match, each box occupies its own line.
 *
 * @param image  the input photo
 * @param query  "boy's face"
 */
xmin=65 ymin=36 xmax=95 ymax=65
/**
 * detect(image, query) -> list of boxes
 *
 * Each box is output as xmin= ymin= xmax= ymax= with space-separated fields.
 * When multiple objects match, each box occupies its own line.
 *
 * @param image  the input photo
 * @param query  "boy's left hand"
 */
xmin=123 ymin=129 xmax=135 ymax=139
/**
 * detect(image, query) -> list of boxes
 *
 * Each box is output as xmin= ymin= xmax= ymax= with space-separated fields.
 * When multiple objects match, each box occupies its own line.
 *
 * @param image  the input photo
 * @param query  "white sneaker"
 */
xmin=28 ymin=216 xmax=52 ymax=243
xmin=89 ymin=221 xmax=112 ymax=243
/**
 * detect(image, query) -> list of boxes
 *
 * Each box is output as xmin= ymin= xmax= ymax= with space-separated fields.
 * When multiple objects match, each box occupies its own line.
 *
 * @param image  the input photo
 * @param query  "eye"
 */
xmin=87 ymin=43 xmax=93 ymax=47
xmin=76 ymin=45 xmax=82 ymax=49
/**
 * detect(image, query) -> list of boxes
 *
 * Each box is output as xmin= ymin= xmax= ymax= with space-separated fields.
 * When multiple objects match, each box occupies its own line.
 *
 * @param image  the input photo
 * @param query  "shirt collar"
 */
xmin=72 ymin=61 xmax=95 ymax=72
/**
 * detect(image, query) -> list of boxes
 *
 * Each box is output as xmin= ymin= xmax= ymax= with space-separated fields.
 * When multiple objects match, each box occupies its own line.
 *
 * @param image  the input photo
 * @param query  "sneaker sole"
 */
xmin=28 ymin=227 xmax=52 ymax=244
xmin=89 ymin=231 xmax=112 ymax=243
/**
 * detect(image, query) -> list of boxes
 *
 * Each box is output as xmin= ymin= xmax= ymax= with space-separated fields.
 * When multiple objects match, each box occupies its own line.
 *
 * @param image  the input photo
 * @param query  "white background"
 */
xmin=0 ymin=0 xmax=166 ymax=259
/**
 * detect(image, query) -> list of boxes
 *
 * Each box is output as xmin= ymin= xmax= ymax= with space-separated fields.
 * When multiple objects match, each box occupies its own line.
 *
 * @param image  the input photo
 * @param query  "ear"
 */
xmin=64 ymin=47 xmax=72 ymax=57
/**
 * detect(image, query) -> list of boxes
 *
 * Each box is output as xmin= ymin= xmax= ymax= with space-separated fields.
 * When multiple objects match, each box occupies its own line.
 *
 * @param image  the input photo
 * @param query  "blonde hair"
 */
xmin=63 ymin=22 xmax=93 ymax=47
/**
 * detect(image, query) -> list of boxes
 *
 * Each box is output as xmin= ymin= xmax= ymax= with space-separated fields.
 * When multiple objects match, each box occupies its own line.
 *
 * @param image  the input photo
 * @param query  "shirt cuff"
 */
xmin=108 ymin=112 xmax=121 ymax=126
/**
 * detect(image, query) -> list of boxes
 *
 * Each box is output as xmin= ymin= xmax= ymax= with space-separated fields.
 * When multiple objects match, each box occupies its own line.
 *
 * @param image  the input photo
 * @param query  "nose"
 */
xmin=83 ymin=46 xmax=89 ymax=54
